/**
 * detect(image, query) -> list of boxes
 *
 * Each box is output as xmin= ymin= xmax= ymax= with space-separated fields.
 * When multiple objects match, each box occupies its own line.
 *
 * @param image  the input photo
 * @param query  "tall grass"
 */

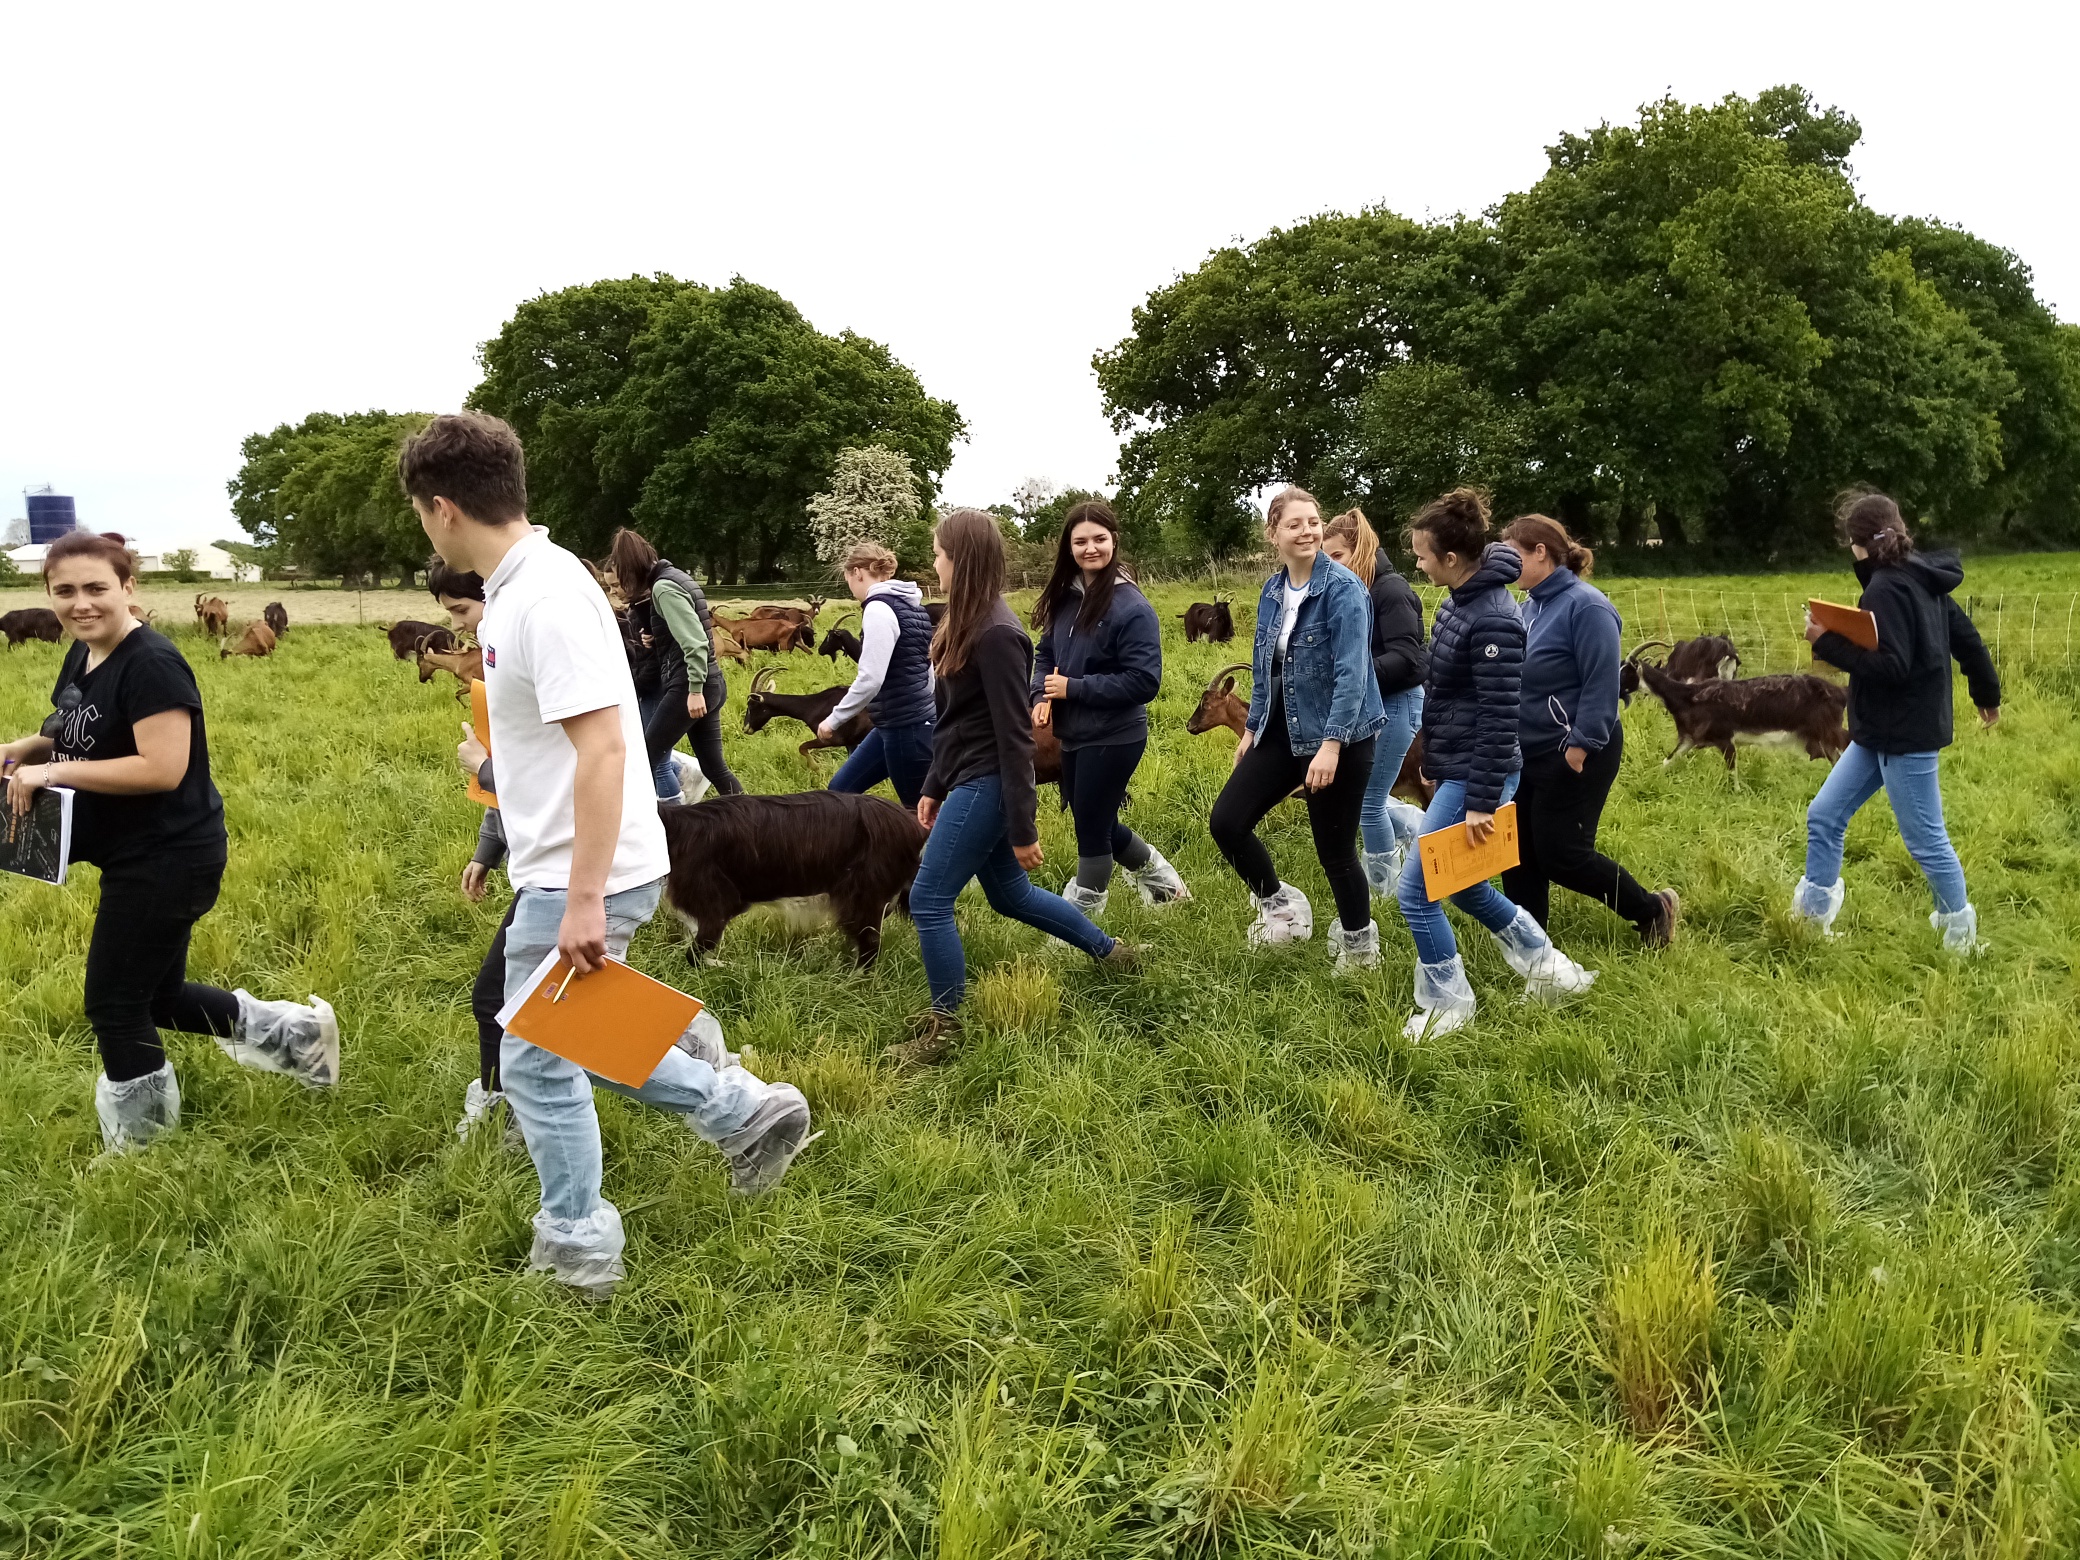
xmin=2 ymin=576 xmax=2077 ymax=1556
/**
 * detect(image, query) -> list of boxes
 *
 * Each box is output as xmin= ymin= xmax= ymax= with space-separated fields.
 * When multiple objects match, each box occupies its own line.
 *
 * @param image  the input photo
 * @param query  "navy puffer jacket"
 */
xmin=1420 ymin=543 xmax=1526 ymax=813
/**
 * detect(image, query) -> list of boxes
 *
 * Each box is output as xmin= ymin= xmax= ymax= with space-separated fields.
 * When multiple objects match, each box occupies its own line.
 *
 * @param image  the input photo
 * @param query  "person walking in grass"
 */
xmin=1030 ymin=498 xmax=1189 ymax=917
xmin=1394 ymin=490 xmax=1595 ymax=1039
xmin=893 ymin=509 xmax=1131 ymax=1065
xmin=606 ymin=527 xmax=739 ymax=803
xmin=1208 ymin=487 xmax=1387 ymax=970
xmin=405 ymin=412 xmax=811 ymax=1302
xmin=1795 ymin=489 xmax=2001 ymax=952
xmin=819 ymin=540 xmax=937 ymax=808
xmin=1497 ymin=514 xmax=1679 ymax=947
xmin=2 ymin=530 xmax=338 ymax=1155
xmin=1320 ymin=506 xmax=1429 ymax=896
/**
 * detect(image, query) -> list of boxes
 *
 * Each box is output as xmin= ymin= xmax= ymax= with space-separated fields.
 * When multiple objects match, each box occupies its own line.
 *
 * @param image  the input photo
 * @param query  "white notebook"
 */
xmin=0 ymin=782 xmax=75 ymax=886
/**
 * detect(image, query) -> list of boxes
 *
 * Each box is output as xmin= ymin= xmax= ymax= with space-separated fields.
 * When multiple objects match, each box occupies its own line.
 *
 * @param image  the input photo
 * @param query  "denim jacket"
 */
xmin=1244 ymin=554 xmax=1387 ymax=756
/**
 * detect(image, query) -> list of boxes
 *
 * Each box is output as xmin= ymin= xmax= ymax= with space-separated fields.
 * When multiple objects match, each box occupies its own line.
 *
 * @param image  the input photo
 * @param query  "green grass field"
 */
xmin=3 ymin=565 xmax=2079 ymax=1557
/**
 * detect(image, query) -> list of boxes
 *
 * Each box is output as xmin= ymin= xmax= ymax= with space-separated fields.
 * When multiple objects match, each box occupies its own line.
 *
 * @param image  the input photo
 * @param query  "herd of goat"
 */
xmin=1 ymin=582 xmax=1859 ymax=968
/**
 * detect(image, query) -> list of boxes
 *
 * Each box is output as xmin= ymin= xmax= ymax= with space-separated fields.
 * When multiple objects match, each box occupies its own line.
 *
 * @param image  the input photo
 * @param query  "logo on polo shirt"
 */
xmin=484 ymin=645 xmax=496 ymax=668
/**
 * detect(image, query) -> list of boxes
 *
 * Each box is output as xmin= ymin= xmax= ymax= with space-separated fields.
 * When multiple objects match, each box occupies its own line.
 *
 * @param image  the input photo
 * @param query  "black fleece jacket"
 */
xmin=923 ymin=600 xmax=1041 ymax=847
xmin=1812 ymin=551 xmax=2001 ymax=754
xmin=1368 ymin=570 xmax=1428 ymax=696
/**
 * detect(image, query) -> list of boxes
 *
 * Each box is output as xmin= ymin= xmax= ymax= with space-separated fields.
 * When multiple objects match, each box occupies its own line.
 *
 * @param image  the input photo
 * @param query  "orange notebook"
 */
xmin=1808 ymin=598 xmax=1878 ymax=651
xmin=467 ymin=679 xmax=498 ymax=807
xmin=1418 ymin=802 xmax=1521 ymax=902
xmin=495 ymin=948 xmax=706 ymax=1088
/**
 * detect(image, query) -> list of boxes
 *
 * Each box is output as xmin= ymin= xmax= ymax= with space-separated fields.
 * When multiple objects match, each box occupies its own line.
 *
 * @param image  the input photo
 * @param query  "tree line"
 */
xmin=229 ymin=86 xmax=2078 ymax=581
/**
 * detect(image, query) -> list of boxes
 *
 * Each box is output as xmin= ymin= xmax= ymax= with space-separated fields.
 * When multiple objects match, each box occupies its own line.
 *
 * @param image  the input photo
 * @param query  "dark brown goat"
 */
xmin=2 ymin=608 xmax=62 ymax=648
xmin=1635 ymin=662 xmax=1848 ymax=771
xmin=819 ymin=612 xmax=862 ymax=663
xmin=263 ymin=601 xmax=289 ymax=637
xmin=1185 ymin=663 xmax=1433 ymax=803
xmin=658 ymin=791 xmax=927 ymax=966
xmin=1620 ymin=635 xmax=1740 ymax=704
xmin=385 ymin=620 xmax=455 ymax=659
xmin=1180 ymin=601 xmax=1235 ymax=643
xmin=742 ymin=668 xmax=870 ymax=756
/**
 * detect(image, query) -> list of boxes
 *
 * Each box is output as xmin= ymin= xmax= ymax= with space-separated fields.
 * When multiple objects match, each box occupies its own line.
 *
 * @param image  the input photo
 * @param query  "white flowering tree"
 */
xmin=806 ymin=445 xmax=923 ymax=565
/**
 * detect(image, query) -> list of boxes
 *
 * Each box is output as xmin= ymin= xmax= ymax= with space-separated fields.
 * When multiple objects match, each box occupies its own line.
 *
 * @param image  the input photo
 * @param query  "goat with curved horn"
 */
xmin=1185 ymin=664 xmax=1253 ymax=737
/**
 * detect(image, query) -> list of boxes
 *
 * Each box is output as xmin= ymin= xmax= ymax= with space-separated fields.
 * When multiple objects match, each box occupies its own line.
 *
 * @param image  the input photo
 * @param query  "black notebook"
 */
xmin=0 ymin=782 xmax=75 ymax=885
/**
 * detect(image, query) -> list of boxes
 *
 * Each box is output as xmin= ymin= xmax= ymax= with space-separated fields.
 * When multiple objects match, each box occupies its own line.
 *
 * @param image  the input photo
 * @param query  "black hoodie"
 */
xmin=1812 ymin=551 xmax=2001 ymax=754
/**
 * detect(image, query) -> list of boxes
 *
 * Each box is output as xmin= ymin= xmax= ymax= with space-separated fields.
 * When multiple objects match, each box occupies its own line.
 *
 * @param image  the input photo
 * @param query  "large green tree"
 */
xmin=228 ymin=410 xmax=432 ymax=583
xmin=1098 ymin=87 xmax=2063 ymax=557
xmin=471 ymin=276 xmax=963 ymax=581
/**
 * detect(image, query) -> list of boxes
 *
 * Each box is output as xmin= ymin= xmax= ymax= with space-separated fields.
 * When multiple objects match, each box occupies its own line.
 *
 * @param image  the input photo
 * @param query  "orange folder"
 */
xmin=467 ymin=679 xmax=498 ymax=807
xmin=1418 ymin=802 xmax=1521 ymax=902
xmin=497 ymin=950 xmax=706 ymax=1088
xmin=1807 ymin=598 xmax=1878 ymax=651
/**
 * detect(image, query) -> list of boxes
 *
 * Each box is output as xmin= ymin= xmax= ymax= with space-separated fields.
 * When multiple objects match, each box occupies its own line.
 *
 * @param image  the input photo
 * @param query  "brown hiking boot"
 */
xmin=883 ymin=1011 xmax=961 ymax=1069
xmin=1099 ymin=940 xmax=1142 ymax=972
xmin=1641 ymin=889 xmax=1681 ymax=948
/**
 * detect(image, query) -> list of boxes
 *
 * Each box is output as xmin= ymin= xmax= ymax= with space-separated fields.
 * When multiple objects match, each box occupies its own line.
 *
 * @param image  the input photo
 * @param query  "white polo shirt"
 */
xmin=478 ymin=527 xmax=671 ymax=895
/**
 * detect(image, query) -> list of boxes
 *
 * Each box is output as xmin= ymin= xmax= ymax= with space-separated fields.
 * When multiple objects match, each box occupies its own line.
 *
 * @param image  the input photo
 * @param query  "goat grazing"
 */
xmin=819 ymin=612 xmax=862 ymax=663
xmin=742 ymin=667 xmax=870 ymax=755
xmin=659 ymin=791 xmax=927 ymax=966
xmin=1180 ymin=600 xmax=1235 ymax=643
xmin=385 ymin=620 xmax=455 ymax=659
xmin=1635 ymin=662 xmax=1848 ymax=771
xmin=2 ymin=608 xmax=63 ymax=648
xmin=194 ymin=594 xmax=231 ymax=637
xmin=418 ymin=643 xmax=485 ymax=698
xmin=1186 ymin=663 xmax=1433 ymax=803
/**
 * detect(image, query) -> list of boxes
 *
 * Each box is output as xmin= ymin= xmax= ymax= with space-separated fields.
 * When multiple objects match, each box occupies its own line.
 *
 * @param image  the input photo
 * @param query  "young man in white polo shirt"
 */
xmin=402 ymin=412 xmax=812 ymax=1301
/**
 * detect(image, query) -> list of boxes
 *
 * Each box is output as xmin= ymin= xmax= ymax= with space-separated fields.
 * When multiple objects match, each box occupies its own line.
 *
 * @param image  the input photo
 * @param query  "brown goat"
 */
xmin=713 ymin=614 xmax=814 ymax=654
xmin=263 ymin=601 xmax=289 ymax=637
xmin=658 ymin=791 xmax=927 ymax=966
xmin=1180 ymin=601 xmax=1235 ymax=643
xmin=418 ymin=644 xmax=485 ymax=698
xmin=194 ymin=594 xmax=230 ymax=636
xmin=385 ymin=620 xmax=455 ymax=659
xmin=744 ymin=596 xmax=826 ymax=628
xmin=2 ymin=608 xmax=63 ymax=647
xmin=1185 ymin=663 xmax=1432 ymax=802
xmin=220 ymin=621 xmax=277 ymax=659
xmin=1635 ymin=662 xmax=1848 ymax=771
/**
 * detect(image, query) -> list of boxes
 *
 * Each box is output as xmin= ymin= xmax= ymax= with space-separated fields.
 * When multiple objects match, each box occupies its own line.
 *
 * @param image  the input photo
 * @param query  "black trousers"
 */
xmin=471 ymin=896 xmax=519 ymax=1088
xmin=84 ymin=849 xmax=242 ymax=1082
xmin=645 ymin=683 xmax=742 ymax=796
xmin=1210 ymin=697 xmax=1376 ymax=932
xmin=1501 ymin=725 xmax=1659 ymax=930
xmin=1059 ymin=738 xmax=1149 ymax=861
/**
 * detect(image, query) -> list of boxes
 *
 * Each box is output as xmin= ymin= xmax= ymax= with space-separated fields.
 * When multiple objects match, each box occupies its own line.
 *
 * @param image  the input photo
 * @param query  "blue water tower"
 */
xmin=25 ymin=488 xmax=79 ymax=544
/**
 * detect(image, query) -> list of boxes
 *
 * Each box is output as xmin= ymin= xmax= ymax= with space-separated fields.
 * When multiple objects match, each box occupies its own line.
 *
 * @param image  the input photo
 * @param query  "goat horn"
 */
xmin=1626 ymin=638 xmax=1672 ymax=664
xmin=1204 ymin=662 xmax=1252 ymax=691
xmin=750 ymin=667 xmax=777 ymax=694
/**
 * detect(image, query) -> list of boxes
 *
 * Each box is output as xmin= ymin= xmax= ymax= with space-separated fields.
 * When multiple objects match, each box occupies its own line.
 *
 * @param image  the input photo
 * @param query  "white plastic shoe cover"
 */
xmin=1931 ymin=903 xmax=1982 ymax=954
xmin=1385 ymin=799 xmax=1428 ymax=843
xmin=1362 ymin=848 xmax=1405 ymax=896
xmin=1491 ymin=909 xmax=1597 ymax=1004
xmin=222 ymin=991 xmax=340 ymax=1086
xmin=456 ymin=1078 xmax=504 ymax=1138
xmin=530 ymin=1202 xmax=626 ymax=1302
xmin=1248 ymin=883 xmax=1314 ymax=946
xmin=1126 ymin=849 xmax=1191 ymax=906
xmin=96 ymin=1064 xmax=181 ymax=1154
xmin=671 ymin=751 xmax=711 ymax=805
xmin=674 ymin=1007 xmax=740 ymax=1070
xmin=1331 ymin=919 xmax=1380 ymax=971
xmin=1791 ymin=876 xmax=1845 ymax=935
xmin=1404 ymin=956 xmax=1476 ymax=1040
xmin=1060 ymin=881 xmax=1109 ymax=917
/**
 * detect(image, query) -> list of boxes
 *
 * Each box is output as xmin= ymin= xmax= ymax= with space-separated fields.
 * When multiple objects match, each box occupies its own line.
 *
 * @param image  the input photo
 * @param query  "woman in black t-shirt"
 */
xmin=2 ymin=532 xmax=340 ymax=1155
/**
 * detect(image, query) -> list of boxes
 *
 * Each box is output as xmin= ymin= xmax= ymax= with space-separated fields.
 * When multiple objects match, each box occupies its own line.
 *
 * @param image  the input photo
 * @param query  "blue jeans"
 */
xmin=1360 ymin=686 xmax=1425 ymax=856
xmin=829 ymin=721 xmax=935 ymax=810
xmin=1395 ymin=772 xmax=1524 ymax=965
xmin=500 ymin=879 xmax=764 ymax=1228
xmin=638 ymin=690 xmax=680 ymax=799
xmin=911 ymin=776 xmax=1115 ymax=1012
xmin=1804 ymin=743 xmax=1967 ymax=913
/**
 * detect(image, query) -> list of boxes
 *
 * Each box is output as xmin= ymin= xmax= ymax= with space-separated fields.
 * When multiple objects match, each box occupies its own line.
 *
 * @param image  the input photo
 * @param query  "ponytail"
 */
xmin=1501 ymin=513 xmax=1594 ymax=579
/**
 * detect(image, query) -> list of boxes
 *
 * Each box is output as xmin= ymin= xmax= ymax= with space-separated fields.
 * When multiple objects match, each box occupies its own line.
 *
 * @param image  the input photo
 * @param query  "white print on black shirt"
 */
xmin=59 ymin=703 xmax=101 ymax=752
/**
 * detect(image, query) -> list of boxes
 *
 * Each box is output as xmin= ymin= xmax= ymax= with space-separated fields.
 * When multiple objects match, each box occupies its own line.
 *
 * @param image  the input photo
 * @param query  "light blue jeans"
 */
xmin=500 ymin=879 xmax=764 ymax=1228
xmin=1360 ymin=686 xmax=1426 ymax=856
xmin=1395 ymin=772 xmax=1524 ymax=965
xmin=1803 ymin=743 xmax=1967 ymax=913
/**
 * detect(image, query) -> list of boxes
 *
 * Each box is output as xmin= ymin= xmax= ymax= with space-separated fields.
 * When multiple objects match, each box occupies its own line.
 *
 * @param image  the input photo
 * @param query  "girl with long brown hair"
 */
xmin=605 ymin=527 xmax=740 ymax=800
xmin=898 ymin=510 xmax=1130 ymax=1059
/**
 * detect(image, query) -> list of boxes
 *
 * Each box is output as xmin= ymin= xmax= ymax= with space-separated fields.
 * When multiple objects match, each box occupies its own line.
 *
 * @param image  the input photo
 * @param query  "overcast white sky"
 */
xmin=3 ymin=0 xmax=2074 ymax=551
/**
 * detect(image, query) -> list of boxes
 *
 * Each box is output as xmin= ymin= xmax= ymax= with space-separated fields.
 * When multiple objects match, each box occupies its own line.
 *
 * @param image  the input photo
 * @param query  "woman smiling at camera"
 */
xmin=1 ymin=531 xmax=339 ymax=1156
